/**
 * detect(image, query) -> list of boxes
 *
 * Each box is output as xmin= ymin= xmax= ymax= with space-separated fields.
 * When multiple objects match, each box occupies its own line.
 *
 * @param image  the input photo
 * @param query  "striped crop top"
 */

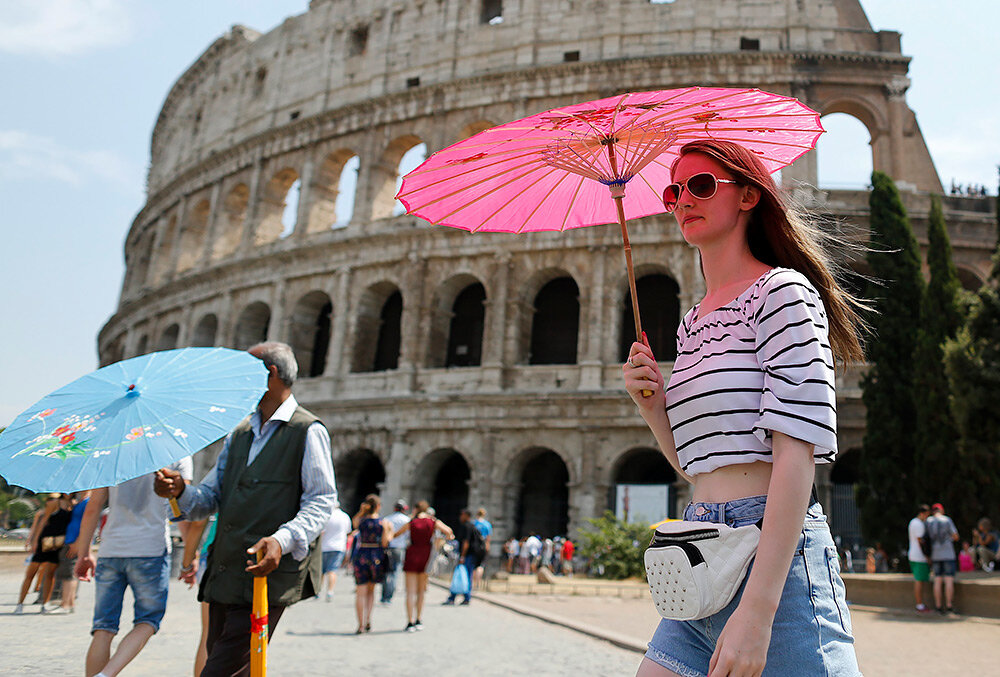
xmin=665 ymin=267 xmax=838 ymax=476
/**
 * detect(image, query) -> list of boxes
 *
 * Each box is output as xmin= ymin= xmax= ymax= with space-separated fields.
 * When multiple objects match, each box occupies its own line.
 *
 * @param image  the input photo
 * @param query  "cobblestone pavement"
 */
xmin=3 ymin=559 xmax=1000 ymax=676
xmin=0 ymin=565 xmax=638 ymax=676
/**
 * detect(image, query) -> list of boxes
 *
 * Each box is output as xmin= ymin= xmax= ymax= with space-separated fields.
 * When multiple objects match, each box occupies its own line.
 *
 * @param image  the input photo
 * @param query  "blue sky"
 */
xmin=1 ymin=0 xmax=997 ymax=426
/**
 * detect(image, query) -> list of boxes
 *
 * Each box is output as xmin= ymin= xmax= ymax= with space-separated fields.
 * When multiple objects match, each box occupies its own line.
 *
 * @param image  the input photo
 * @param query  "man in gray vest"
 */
xmin=155 ymin=342 xmax=337 ymax=676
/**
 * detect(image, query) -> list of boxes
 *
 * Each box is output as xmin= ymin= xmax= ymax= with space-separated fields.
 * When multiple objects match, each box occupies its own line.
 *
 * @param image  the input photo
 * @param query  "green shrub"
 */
xmin=578 ymin=511 xmax=653 ymax=580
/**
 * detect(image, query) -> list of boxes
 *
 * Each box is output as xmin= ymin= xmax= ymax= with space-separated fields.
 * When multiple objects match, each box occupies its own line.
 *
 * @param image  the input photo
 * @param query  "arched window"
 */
xmin=373 ymin=291 xmax=403 ymax=371
xmin=177 ymin=199 xmax=210 ymax=273
xmin=191 ymin=314 xmax=218 ymax=347
xmin=289 ymin=292 xmax=333 ymax=378
xmin=256 ymin=167 xmax=299 ymax=245
xmin=393 ymin=143 xmax=427 ymax=216
xmin=214 ymin=183 xmax=249 ymax=260
xmin=446 ymin=283 xmax=486 ymax=367
xmin=280 ymin=178 xmax=301 ymax=238
xmin=234 ymin=302 xmax=271 ymax=350
xmin=412 ymin=449 xmax=471 ymax=531
xmin=335 ymin=155 xmax=359 ymax=227
xmin=157 ymin=324 xmax=179 ymax=351
xmin=530 ymin=277 xmax=579 ymax=365
xmin=135 ymin=334 xmax=149 ymax=357
xmin=619 ymin=274 xmax=681 ymax=362
xmin=817 ymin=113 xmax=873 ymax=189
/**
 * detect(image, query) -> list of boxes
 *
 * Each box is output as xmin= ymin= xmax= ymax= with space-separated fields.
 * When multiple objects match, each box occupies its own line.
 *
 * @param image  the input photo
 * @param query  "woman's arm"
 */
xmin=708 ymin=431 xmax=815 ymax=677
xmin=28 ymin=499 xmax=58 ymax=550
xmin=380 ymin=520 xmax=394 ymax=548
xmin=624 ymin=340 xmax=694 ymax=484
xmin=435 ymin=520 xmax=455 ymax=541
xmin=179 ymin=519 xmax=208 ymax=586
xmin=392 ymin=520 xmax=411 ymax=539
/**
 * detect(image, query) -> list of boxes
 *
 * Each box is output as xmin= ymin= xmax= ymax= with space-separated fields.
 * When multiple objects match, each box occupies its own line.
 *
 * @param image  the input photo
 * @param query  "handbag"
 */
xmin=644 ymin=519 xmax=761 ymax=621
xmin=40 ymin=535 xmax=65 ymax=552
xmin=449 ymin=562 xmax=470 ymax=595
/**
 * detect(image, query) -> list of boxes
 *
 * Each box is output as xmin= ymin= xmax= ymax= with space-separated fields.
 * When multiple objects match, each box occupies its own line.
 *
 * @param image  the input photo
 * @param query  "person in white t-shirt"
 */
xmin=74 ymin=458 xmax=194 ymax=677
xmin=320 ymin=507 xmax=352 ymax=601
xmin=907 ymin=504 xmax=932 ymax=613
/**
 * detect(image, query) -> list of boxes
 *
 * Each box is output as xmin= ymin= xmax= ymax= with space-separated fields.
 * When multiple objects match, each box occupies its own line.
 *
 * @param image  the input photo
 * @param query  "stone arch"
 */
xmin=528 ymin=275 xmax=580 ymax=365
xmin=817 ymin=97 xmax=884 ymax=185
xmin=335 ymin=448 xmax=386 ymax=516
xmin=427 ymin=274 xmax=487 ymax=368
xmin=352 ymin=282 xmax=402 ymax=372
xmin=127 ymin=228 xmax=155 ymax=295
xmin=371 ymin=134 xmax=425 ymax=219
xmin=157 ymin=323 xmax=180 ymax=351
xmin=101 ymin=334 xmax=126 ymax=367
xmin=956 ymin=266 xmax=984 ymax=292
xmin=457 ymin=119 xmax=498 ymax=141
xmin=506 ymin=447 xmax=570 ymax=538
xmin=609 ymin=447 xmax=677 ymax=522
xmin=618 ymin=271 xmax=681 ymax=363
xmin=134 ymin=334 xmax=149 ymax=357
xmin=176 ymin=199 xmax=211 ymax=273
xmin=288 ymin=291 xmax=333 ymax=378
xmin=409 ymin=448 xmax=471 ymax=531
xmin=213 ymin=183 xmax=249 ymax=261
xmin=817 ymin=112 xmax=874 ymax=189
xmin=191 ymin=313 xmax=218 ymax=347
xmin=150 ymin=214 xmax=178 ymax=285
xmin=233 ymin=301 xmax=271 ymax=350
xmin=308 ymin=149 xmax=360 ymax=232
xmin=256 ymin=166 xmax=300 ymax=245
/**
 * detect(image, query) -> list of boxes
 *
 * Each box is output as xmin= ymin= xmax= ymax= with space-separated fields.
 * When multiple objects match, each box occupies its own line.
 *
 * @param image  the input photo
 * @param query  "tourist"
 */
xmin=321 ymin=505 xmax=353 ymax=601
xmin=389 ymin=500 xmax=454 ymax=631
xmin=15 ymin=493 xmax=71 ymax=614
xmin=472 ymin=508 xmax=493 ymax=589
xmin=623 ymin=139 xmax=866 ymax=675
xmin=154 ymin=341 xmax=338 ymax=675
xmin=352 ymin=494 xmax=393 ymax=633
xmin=442 ymin=509 xmax=485 ymax=605
xmin=971 ymin=517 xmax=999 ymax=571
xmin=380 ymin=500 xmax=411 ymax=605
xmin=52 ymin=490 xmax=91 ymax=614
xmin=926 ymin=503 xmax=959 ymax=614
xmin=907 ymin=504 xmax=932 ymax=613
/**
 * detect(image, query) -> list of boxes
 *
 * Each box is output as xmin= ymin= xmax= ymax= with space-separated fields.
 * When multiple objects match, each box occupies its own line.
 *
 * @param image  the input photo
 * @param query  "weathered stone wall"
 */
xmin=102 ymin=0 xmax=996 ymax=545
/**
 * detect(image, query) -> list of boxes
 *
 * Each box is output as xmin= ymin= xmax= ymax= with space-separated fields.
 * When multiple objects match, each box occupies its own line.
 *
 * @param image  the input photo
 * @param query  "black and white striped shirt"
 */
xmin=665 ymin=268 xmax=838 ymax=476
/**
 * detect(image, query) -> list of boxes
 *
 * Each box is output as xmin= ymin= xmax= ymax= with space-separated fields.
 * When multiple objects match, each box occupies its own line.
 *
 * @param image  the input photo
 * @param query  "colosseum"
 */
xmin=99 ymin=0 xmax=996 ymax=549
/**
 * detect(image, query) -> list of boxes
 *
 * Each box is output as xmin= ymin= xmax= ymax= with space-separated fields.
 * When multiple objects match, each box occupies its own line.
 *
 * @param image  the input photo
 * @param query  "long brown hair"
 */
xmin=672 ymin=140 xmax=868 ymax=367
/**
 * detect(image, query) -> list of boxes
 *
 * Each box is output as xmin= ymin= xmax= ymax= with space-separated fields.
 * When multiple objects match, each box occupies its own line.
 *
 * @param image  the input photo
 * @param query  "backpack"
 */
xmin=927 ymin=517 xmax=951 ymax=547
xmin=467 ymin=524 xmax=487 ymax=558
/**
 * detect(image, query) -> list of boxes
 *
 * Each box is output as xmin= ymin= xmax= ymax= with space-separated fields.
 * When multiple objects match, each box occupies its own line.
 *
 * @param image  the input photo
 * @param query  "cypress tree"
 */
xmin=856 ymin=171 xmax=925 ymax=554
xmin=913 ymin=196 xmax=965 ymax=518
xmin=941 ymin=174 xmax=1000 ymax=534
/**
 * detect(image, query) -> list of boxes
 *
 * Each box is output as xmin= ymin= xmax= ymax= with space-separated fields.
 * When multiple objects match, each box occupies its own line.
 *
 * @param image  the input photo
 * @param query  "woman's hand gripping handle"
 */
xmin=624 ymin=332 xmax=663 ymax=408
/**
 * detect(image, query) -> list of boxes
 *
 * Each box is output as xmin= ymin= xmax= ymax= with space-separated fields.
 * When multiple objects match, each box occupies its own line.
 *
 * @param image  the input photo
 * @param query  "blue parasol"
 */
xmin=0 ymin=347 xmax=268 ymax=492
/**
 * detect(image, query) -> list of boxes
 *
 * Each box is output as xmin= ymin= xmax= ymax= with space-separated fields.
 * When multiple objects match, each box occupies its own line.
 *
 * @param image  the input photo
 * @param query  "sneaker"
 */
xmin=986 ymin=562 xmax=995 ymax=572
xmin=916 ymin=604 xmax=930 ymax=613
xmin=936 ymin=607 xmax=945 ymax=615
xmin=946 ymin=606 xmax=956 ymax=615
xmin=441 ymin=599 xmax=455 ymax=606
xmin=39 ymin=605 xmax=49 ymax=614
xmin=405 ymin=622 xmax=416 ymax=633
xmin=414 ymin=619 xmax=424 ymax=630
xmin=324 ymin=593 xmax=333 ymax=603
xmin=45 ymin=606 xmax=69 ymax=615
xmin=14 ymin=604 xmax=23 ymax=615
xmin=460 ymin=598 xmax=471 ymax=606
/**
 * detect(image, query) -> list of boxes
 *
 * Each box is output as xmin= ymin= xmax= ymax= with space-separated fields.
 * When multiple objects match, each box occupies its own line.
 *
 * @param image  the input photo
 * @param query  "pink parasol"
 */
xmin=397 ymin=86 xmax=823 ymax=348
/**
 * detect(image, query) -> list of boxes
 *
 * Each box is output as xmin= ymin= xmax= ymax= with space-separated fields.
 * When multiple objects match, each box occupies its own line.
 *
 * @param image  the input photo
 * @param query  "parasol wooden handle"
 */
xmin=169 ymin=497 xmax=181 ymax=519
xmin=251 ymin=550 xmax=268 ymax=677
xmin=612 ymin=193 xmax=654 ymax=399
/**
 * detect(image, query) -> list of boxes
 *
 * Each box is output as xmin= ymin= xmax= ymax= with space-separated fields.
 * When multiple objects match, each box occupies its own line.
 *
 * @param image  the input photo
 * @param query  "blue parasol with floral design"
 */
xmin=0 ymin=347 xmax=268 ymax=493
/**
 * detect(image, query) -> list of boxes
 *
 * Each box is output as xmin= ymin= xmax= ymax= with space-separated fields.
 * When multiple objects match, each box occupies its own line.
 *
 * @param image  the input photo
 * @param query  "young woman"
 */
xmin=390 ymin=500 xmax=454 ymax=631
xmin=351 ymin=494 xmax=393 ymax=634
xmin=15 ymin=493 xmax=72 ymax=614
xmin=623 ymin=140 xmax=866 ymax=677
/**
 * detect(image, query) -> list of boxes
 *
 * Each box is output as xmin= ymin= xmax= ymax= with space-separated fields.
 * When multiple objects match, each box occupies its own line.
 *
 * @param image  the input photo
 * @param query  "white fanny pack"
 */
xmin=644 ymin=519 xmax=761 ymax=621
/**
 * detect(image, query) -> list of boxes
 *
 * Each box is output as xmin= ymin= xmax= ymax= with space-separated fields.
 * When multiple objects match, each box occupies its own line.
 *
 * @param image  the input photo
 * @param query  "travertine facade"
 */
xmin=101 ymin=0 xmax=996 ymax=545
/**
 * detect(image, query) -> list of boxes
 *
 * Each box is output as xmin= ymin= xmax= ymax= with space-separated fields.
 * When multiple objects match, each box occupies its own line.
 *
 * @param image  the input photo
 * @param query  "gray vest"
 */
xmin=199 ymin=406 xmax=323 ymax=606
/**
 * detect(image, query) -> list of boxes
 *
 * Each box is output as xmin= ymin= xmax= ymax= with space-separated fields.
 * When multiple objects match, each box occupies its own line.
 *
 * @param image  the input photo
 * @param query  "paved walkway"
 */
xmin=3 ymin=557 xmax=1000 ymax=676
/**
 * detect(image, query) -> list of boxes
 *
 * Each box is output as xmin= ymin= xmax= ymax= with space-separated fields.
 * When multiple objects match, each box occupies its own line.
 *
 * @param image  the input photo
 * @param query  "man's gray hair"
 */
xmin=250 ymin=342 xmax=298 ymax=387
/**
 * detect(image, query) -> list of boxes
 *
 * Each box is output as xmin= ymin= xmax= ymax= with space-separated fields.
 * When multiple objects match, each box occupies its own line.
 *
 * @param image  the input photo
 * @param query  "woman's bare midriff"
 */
xmin=691 ymin=460 xmax=773 ymax=504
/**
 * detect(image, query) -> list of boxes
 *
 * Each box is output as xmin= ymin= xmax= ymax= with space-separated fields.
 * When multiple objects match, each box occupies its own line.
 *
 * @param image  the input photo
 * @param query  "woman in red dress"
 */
xmin=391 ymin=500 xmax=454 ymax=632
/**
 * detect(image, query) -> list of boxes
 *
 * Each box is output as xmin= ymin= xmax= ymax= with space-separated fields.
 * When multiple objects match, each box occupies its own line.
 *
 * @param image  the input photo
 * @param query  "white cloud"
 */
xmin=0 ymin=130 xmax=137 ymax=190
xmin=0 ymin=0 xmax=133 ymax=57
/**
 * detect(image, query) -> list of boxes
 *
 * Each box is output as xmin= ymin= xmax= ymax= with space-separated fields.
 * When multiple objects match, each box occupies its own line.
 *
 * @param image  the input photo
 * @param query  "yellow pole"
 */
xmin=250 ymin=551 xmax=268 ymax=677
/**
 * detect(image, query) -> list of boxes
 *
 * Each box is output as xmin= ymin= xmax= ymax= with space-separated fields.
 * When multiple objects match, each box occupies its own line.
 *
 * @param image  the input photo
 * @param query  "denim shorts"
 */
xmin=932 ymin=559 xmax=956 ymax=577
xmin=644 ymin=495 xmax=861 ymax=677
xmin=322 ymin=550 xmax=346 ymax=573
xmin=92 ymin=553 xmax=170 ymax=634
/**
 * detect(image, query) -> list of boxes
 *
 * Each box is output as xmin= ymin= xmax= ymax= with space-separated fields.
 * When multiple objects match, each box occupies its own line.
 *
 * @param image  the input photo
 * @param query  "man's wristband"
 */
xmin=181 ymin=563 xmax=195 ymax=573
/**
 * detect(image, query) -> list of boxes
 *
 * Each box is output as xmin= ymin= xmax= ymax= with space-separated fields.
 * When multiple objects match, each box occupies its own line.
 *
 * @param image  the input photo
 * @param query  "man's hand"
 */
xmin=154 ymin=468 xmax=185 ymax=498
xmin=66 ymin=543 xmax=78 ymax=559
xmin=75 ymin=554 xmax=97 ymax=582
xmin=179 ymin=559 xmax=199 ymax=588
xmin=245 ymin=537 xmax=282 ymax=577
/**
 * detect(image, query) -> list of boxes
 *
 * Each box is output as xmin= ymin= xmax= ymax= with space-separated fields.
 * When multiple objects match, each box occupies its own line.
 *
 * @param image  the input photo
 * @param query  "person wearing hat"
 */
xmin=380 ymin=500 xmax=411 ymax=604
xmin=926 ymin=502 xmax=959 ymax=614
